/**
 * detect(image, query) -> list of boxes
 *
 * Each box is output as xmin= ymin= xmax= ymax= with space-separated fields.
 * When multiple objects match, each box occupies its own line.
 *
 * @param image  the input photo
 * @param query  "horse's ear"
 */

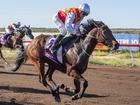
xmin=23 ymin=25 xmax=27 ymax=27
xmin=100 ymin=21 xmax=105 ymax=25
xmin=28 ymin=25 xmax=30 ymax=28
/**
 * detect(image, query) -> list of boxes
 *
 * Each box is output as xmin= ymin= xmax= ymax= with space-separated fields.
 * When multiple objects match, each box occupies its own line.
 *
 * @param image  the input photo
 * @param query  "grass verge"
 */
xmin=1 ymin=48 xmax=140 ymax=67
xmin=90 ymin=50 xmax=140 ymax=67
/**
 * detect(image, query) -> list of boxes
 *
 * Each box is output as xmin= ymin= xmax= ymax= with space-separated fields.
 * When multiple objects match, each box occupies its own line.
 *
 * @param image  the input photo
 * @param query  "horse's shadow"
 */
xmin=0 ymin=101 xmax=22 ymax=105
xmin=0 ymin=85 xmax=108 ymax=99
xmin=0 ymin=65 xmax=4 ymax=68
xmin=83 ymin=93 xmax=109 ymax=98
xmin=0 ymin=85 xmax=50 ymax=94
xmin=0 ymin=100 xmax=44 ymax=105
xmin=0 ymin=71 xmax=38 ymax=76
xmin=0 ymin=71 xmax=108 ymax=99
xmin=60 ymin=90 xmax=108 ymax=98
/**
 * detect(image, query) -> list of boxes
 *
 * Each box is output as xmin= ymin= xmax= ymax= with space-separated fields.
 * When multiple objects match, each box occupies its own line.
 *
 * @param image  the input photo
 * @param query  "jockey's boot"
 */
xmin=4 ymin=33 xmax=10 ymax=40
xmin=4 ymin=33 xmax=13 ymax=48
xmin=61 ymin=35 xmax=77 ymax=46
xmin=4 ymin=33 xmax=13 ymax=42
xmin=50 ymin=35 xmax=64 ymax=54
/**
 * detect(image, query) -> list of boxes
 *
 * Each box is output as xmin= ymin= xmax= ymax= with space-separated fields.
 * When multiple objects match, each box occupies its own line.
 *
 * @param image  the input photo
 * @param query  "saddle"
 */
xmin=44 ymin=35 xmax=80 ymax=64
xmin=0 ymin=33 xmax=13 ymax=48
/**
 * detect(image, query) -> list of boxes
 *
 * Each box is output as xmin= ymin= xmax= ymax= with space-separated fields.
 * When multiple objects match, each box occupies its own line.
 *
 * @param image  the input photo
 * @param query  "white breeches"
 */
xmin=53 ymin=14 xmax=67 ymax=36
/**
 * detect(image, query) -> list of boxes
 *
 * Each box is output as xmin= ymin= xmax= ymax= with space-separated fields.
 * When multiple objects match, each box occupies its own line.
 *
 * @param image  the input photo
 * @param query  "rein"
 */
xmin=79 ymin=26 xmax=104 ymax=57
xmin=73 ymin=20 xmax=107 ymax=57
xmin=18 ymin=28 xmax=25 ymax=38
xmin=80 ymin=34 xmax=97 ymax=57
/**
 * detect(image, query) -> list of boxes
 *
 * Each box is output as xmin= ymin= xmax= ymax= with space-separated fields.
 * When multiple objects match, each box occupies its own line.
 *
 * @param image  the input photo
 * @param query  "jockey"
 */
xmin=51 ymin=3 xmax=90 ymax=54
xmin=5 ymin=22 xmax=21 ymax=39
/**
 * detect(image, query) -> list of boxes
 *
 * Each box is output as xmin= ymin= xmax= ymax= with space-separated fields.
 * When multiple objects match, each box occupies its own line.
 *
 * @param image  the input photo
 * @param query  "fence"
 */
xmin=1 ymin=32 xmax=140 ymax=67
xmin=23 ymin=33 xmax=140 ymax=51
xmin=1 ymin=32 xmax=140 ymax=50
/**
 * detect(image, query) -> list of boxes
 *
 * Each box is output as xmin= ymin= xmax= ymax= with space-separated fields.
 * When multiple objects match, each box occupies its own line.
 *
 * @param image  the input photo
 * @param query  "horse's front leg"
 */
xmin=69 ymin=70 xmax=88 ymax=100
xmin=61 ymin=78 xmax=81 ymax=94
xmin=73 ymin=79 xmax=80 ymax=94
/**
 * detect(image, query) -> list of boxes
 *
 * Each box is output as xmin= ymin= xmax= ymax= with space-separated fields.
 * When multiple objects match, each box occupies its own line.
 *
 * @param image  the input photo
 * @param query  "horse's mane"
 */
xmin=80 ymin=19 xmax=105 ymax=35
xmin=19 ymin=25 xmax=27 ymax=30
xmin=32 ymin=34 xmax=49 ymax=47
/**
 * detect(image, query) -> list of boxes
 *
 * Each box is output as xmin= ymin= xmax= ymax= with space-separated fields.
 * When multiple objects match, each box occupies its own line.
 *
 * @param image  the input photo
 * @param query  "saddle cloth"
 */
xmin=0 ymin=34 xmax=13 ymax=48
xmin=0 ymin=34 xmax=6 ymax=45
xmin=44 ymin=35 xmax=77 ymax=64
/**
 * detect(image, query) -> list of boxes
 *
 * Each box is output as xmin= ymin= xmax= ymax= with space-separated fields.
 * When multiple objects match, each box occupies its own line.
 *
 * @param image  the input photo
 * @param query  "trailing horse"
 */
xmin=9 ymin=19 xmax=119 ymax=102
xmin=0 ymin=25 xmax=34 ymax=65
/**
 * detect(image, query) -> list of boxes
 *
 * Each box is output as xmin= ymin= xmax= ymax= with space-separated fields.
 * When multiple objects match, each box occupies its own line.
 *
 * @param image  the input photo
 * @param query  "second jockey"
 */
xmin=5 ymin=22 xmax=21 ymax=39
xmin=50 ymin=3 xmax=90 ymax=54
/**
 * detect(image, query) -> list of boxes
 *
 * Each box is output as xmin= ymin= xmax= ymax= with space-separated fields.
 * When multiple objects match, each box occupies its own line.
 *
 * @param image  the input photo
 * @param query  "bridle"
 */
xmin=79 ymin=23 xmax=106 ymax=57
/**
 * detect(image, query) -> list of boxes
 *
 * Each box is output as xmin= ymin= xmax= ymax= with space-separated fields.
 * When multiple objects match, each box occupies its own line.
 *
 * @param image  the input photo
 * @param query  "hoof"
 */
xmin=55 ymin=96 xmax=61 ymax=102
xmin=72 ymin=94 xmax=81 ymax=100
xmin=59 ymin=84 xmax=65 ymax=89
xmin=72 ymin=89 xmax=80 ymax=94
xmin=58 ymin=84 xmax=69 ymax=92
xmin=51 ymin=86 xmax=61 ymax=102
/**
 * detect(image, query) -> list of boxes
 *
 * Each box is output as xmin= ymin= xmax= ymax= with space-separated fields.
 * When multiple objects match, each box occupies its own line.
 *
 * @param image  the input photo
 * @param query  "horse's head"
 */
xmin=18 ymin=25 xmax=34 ymax=39
xmin=89 ymin=25 xmax=119 ymax=50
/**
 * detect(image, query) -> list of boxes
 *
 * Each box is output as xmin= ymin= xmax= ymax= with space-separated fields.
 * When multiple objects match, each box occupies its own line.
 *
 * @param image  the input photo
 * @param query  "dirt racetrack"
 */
xmin=0 ymin=61 xmax=140 ymax=105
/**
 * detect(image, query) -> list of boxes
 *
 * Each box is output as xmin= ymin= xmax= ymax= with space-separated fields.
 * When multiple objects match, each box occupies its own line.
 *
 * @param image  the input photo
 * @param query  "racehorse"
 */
xmin=9 ymin=19 xmax=119 ymax=101
xmin=0 ymin=25 xmax=34 ymax=65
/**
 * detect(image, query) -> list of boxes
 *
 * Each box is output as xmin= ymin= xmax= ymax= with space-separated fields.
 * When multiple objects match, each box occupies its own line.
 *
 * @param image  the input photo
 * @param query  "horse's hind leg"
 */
xmin=30 ymin=58 xmax=47 ymax=86
xmin=30 ymin=59 xmax=60 ymax=102
xmin=45 ymin=65 xmax=57 ymax=88
xmin=44 ymin=65 xmax=61 ymax=102
xmin=45 ymin=65 xmax=65 ymax=92
xmin=38 ymin=61 xmax=46 ymax=86
xmin=0 ymin=49 xmax=9 ymax=65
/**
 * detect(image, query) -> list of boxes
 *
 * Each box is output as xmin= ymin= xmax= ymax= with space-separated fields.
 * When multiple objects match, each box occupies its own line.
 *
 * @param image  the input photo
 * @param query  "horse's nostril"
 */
xmin=111 ymin=43 xmax=119 ymax=50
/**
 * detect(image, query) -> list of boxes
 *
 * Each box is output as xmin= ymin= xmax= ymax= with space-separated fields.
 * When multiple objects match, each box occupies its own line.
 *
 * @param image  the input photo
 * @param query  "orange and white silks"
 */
xmin=57 ymin=8 xmax=81 ymax=24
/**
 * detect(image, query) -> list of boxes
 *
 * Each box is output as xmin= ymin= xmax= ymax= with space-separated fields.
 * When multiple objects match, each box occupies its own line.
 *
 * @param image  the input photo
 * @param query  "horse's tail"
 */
xmin=10 ymin=49 xmax=28 ymax=72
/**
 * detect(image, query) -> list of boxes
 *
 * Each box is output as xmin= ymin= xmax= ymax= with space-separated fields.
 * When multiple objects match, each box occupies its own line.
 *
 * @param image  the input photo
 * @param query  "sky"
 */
xmin=0 ymin=0 xmax=140 ymax=28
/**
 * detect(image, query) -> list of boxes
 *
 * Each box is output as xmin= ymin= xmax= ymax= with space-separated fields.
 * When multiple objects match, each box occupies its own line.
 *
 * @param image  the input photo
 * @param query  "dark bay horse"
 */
xmin=0 ymin=25 xmax=34 ymax=65
xmin=9 ymin=20 xmax=119 ymax=101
